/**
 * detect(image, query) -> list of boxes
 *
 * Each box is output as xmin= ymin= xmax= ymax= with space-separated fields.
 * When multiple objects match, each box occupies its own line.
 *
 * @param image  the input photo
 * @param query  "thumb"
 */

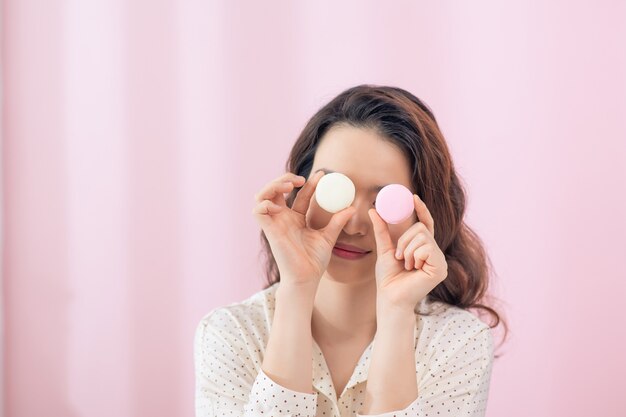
xmin=367 ymin=208 xmax=394 ymax=257
xmin=320 ymin=206 xmax=356 ymax=246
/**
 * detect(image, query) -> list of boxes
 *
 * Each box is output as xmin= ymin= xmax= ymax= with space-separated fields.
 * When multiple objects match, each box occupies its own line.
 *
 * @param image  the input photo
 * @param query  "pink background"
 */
xmin=3 ymin=1 xmax=626 ymax=416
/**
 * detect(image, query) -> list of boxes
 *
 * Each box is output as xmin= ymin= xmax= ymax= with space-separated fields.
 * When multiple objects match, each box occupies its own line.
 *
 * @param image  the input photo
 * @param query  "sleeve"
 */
xmin=194 ymin=308 xmax=319 ymax=417
xmin=355 ymin=324 xmax=494 ymax=417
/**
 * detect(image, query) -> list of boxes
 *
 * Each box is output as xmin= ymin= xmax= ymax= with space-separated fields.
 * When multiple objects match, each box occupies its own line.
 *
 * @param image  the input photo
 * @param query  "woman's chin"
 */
xmin=325 ymin=262 xmax=374 ymax=280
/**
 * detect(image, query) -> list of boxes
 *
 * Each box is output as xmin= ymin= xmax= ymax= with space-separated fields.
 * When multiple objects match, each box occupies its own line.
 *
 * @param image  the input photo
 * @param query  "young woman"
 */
xmin=194 ymin=85 xmax=507 ymax=417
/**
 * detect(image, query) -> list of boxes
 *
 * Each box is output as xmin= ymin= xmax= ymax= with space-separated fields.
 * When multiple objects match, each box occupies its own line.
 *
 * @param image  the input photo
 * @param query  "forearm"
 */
xmin=361 ymin=306 xmax=418 ymax=414
xmin=261 ymin=282 xmax=318 ymax=394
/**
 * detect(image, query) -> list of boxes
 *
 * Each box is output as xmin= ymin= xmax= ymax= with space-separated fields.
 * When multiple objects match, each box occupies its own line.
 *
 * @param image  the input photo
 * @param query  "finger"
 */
xmin=255 ymin=178 xmax=304 ymax=206
xmin=412 ymin=244 xmax=432 ymax=271
xmin=394 ymin=222 xmax=427 ymax=260
xmin=252 ymin=200 xmax=284 ymax=216
xmin=256 ymin=172 xmax=305 ymax=200
xmin=276 ymin=171 xmax=307 ymax=184
xmin=320 ymin=206 xmax=356 ymax=246
xmin=402 ymin=233 xmax=428 ymax=270
xmin=367 ymin=208 xmax=394 ymax=257
xmin=254 ymin=181 xmax=293 ymax=205
xmin=292 ymin=170 xmax=324 ymax=215
xmin=414 ymin=194 xmax=435 ymax=238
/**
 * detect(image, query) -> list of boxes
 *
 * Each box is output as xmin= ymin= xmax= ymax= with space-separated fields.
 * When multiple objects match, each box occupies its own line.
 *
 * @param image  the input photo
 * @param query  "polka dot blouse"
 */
xmin=194 ymin=282 xmax=494 ymax=417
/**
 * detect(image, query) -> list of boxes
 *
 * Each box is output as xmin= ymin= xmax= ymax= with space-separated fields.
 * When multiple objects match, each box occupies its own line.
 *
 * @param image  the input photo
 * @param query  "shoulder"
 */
xmin=414 ymin=297 xmax=494 ymax=363
xmin=194 ymin=283 xmax=279 ymax=350
xmin=412 ymin=298 xmax=496 ymax=408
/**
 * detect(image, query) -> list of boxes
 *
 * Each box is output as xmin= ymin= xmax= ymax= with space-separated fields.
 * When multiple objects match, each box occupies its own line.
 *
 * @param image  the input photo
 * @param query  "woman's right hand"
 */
xmin=252 ymin=170 xmax=356 ymax=289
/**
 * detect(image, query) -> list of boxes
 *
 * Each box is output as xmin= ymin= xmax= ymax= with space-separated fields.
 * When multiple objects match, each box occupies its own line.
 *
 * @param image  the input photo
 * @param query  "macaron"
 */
xmin=315 ymin=172 xmax=356 ymax=213
xmin=375 ymin=184 xmax=414 ymax=224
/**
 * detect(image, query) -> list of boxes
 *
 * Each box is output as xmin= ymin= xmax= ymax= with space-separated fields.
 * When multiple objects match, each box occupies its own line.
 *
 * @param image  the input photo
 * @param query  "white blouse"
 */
xmin=194 ymin=282 xmax=494 ymax=417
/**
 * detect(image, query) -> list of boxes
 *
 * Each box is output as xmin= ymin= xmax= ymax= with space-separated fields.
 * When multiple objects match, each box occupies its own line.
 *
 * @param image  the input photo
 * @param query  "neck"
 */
xmin=311 ymin=273 xmax=378 ymax=347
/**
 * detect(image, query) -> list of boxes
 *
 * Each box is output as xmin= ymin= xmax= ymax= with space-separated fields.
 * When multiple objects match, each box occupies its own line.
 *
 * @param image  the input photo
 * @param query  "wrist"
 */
xmin=376 ymin=298 xmax=415 ymax=315
xmin=276 ymin=280 xmax=318 ymax=304
xmin=376 ymin=303 xmax=416 ymax=327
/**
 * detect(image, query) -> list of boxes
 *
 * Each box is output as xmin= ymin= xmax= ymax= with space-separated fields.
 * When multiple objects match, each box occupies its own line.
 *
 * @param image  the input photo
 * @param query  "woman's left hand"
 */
xmin=367 ymin=194 xmax=448 ymax=313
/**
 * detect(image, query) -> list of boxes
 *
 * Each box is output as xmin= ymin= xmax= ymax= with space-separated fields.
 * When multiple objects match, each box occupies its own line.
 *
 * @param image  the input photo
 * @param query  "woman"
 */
xmin=194 ymin=84 xmax=507 ymax=417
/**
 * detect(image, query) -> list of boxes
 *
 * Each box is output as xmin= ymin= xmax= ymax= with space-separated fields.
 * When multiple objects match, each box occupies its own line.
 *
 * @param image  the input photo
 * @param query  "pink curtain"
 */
xmin=2 ymin=1 xmax=626 ymax=416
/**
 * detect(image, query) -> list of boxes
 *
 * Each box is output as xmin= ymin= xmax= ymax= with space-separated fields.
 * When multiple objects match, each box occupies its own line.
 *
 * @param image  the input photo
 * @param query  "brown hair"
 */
xmin=258 ymin=84 xmax=509 ymax=356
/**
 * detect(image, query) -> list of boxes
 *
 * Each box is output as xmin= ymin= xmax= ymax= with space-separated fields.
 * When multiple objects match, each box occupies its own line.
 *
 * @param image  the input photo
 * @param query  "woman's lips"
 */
xmin=332 ymin=246 xmax=371 ymax=260
xmin=334 ymin=243 xmax=370 ymax=253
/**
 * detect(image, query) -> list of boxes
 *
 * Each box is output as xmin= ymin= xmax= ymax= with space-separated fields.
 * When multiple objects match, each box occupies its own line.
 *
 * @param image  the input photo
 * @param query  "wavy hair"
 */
xmin=257 ymin=84 xmax=509 ymax=355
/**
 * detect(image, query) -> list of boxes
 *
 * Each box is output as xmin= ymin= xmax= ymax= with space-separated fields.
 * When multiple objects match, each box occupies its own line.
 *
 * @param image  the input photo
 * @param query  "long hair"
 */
xmin=257 ymin=84 xmax=509 ymax=355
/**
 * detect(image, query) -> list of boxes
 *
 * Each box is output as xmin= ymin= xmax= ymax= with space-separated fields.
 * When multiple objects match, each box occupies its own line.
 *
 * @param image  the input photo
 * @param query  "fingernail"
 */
xmin=395 ymin=249 xmax=401 ymax=258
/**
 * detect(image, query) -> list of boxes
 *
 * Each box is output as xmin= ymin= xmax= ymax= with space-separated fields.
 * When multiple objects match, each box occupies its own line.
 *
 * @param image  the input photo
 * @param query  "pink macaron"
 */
xmin=375 ymin=184 xmax=414 ymax=224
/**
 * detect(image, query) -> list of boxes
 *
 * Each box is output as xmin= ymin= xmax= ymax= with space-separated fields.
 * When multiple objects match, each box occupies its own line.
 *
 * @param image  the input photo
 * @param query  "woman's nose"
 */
xmin=342 ymin=196 xmax=374 ymax=234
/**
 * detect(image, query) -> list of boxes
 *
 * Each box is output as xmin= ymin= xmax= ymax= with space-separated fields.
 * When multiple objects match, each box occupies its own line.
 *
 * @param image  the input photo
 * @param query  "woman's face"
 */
xmin=306 ymin=124 xmax=418 ymax=283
